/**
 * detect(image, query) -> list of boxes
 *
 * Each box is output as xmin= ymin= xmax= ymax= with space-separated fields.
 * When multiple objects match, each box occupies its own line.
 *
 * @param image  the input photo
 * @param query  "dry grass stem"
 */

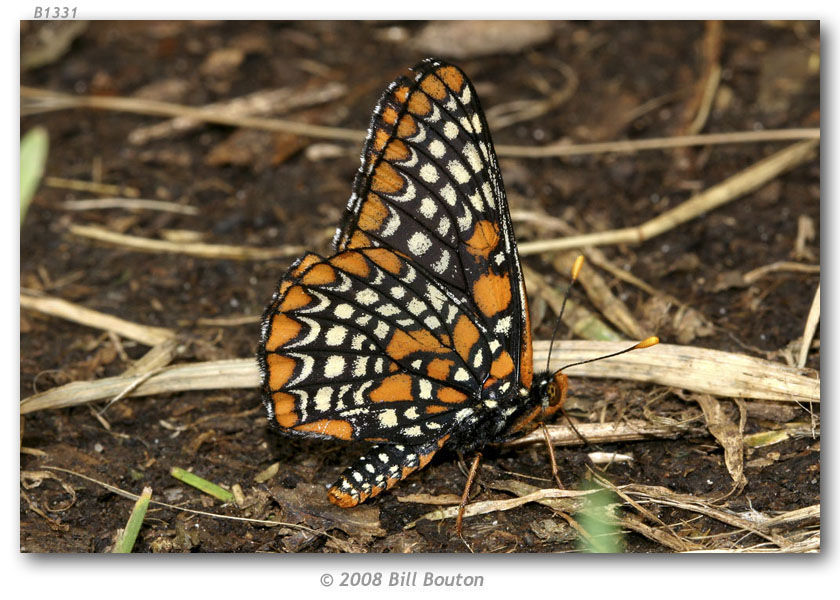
xmin=20 ymin=358 xmax=255 ymax=414
xmin=20 ymin=291 xmax=174 ymax=346
xmin=62 ymin=198 xmax=199 ymax=215
xmin=21 ymin=87 xmax=817 ymax=158
xmin=195 ymin=315 xmax=260 ymax=327
xmin=619 ymin=483 xmax=788 ymax=547
xmin=507 ymin=419 xmax=689 ymax=447
xmin=495 ymin=128 xmax=819 ymax=158
xmin=22 ymin=86 xmax=365 ymax=142
xmin=535 ymin=340 xmax=819 ymax=404
xmin=45 ymin=176 xmax=140 ymax=197
xmin=410 ymin=488 xmax=595 ymax=527
xmin=123 ymin=338 xmax=182 ymax=376
xmin=69 ymin=223 xmax=306 ymax=260
xmin=523 ymin=265 xmax=623 ymax=341
xmin=20 ymin=340 xmax=819 ymax=415
xmin=127 ymin=82 xmax=347 ymax=144
xmin=797 ymin=284 xmax=820 ymax=368
xmin=518 ymin=139 xmax=819 ymax=255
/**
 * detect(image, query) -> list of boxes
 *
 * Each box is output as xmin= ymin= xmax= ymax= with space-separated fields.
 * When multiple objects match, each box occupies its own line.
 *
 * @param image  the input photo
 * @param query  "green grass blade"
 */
xmin=170 ymin=466 xmax=235 ymax=503
xmin=20 ymin=126 xmax=49 ymax=225
xmin=113 ymin=486 xmax=152 ymax=553
xmin=577 ymin=484 xmax=624 ymax=553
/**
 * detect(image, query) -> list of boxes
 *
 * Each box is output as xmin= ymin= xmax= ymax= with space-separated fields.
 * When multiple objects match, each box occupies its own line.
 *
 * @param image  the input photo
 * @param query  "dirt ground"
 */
xmin=20 ymin=20 xmax=820 ymax=553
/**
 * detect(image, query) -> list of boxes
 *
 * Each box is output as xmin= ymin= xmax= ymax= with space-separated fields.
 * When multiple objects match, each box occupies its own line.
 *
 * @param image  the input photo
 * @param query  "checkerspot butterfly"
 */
xmin=258 ymin=58 xmax=587 ymax=508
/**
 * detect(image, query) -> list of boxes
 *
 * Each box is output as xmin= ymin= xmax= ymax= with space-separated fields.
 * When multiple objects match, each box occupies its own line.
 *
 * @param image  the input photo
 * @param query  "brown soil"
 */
xmin=20 ymin=20 xmax=820 ymax=553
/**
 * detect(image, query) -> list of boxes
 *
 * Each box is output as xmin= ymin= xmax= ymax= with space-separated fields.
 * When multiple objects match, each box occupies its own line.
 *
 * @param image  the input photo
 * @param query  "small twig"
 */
xmin=518 ymin=139 xmax=819 ymax=255
xmin=62 ymin=198 xmax=199 ymax=215
xmin=798 ymin=284 xmax=820 ymax=369
xmin=69 ymin=223 xmax=306 ymax=260
xmin=743 ymin=261 xmax=820 ymax=285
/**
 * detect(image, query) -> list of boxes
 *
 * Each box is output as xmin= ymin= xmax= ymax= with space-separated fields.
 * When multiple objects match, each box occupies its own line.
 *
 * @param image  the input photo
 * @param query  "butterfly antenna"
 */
xmin=559 ymin=336 xmax=660 ymax=372
xmin=545 ymin=255 xmax=585 ymax=373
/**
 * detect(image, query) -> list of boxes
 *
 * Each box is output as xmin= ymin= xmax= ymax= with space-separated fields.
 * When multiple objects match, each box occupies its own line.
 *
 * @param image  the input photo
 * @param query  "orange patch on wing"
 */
xmin=426 ymin=358 xmax=454 ymax=380
xmin=393 ymin=85 xmax=410 ymax=103
xmin=357 ymin=195 xmax=389 ymax=231
xmin=472 ymin=272 xmax=512 ymax=317
xmin=386 ymin=329 xmax=445 ymax=360
xmin=272 ymin=392 xmax=298 ymax=427
xmin=371 ymin=162 xmax=405 ymax=194
xmin=277 ymin=280 xmax=292 ymax=296
xmin=437 ymin=387 xmax=467 ymax=404
xmin=381 ymin=106 xmax=399 ymax=125
xmin=291 ymin=253 xmax=321 ymax=277
xmin=294 ymin=419 xmax=354 ymax=440
xmin=265 ymin=313 xmax=301 ymax=351
xmin=364 ymin=248 xmax=403 ymax=274
xmin=425 ymin=404 xmax=449 ymax=414
xmin=266 ymin=353 xmax=296 ymax=390
xmin=396 ymin=114 xmax=418 ymax=138
xmin=369 ymin=374 xmax=414 ymax=402
xmin=420 ymin=73 xmax=447 ymax=100
xmin=453 ymin=314 xmax=480 ymax=363
xmin=328 ymin=486 xmax=359 ymax=508
xmin=280 ymin=285 xmax=312 ymax=312
xmin=437 ymin=66 xmax=464 ymax=92
xmin=490 ymin=350 xmax=515 ymax=379
xmin=372 ymin=128 xmax=390 ymax=152
xmin=466 ymin=220 xmax=500 ymax=259
xmin=384 ymin=138 xmax=410 ymax=162
xmin=346 ymin=231 xmax=372 ymax=249
xmin=331 ymin=251 xmax=371 ymax=278
xmin=301 ymin=262 xmax=336 ymax=286
xmin=418 ymin=448 xmax=438 ymax=469
xmin=407 ymin=90 xmax=431 ymax=115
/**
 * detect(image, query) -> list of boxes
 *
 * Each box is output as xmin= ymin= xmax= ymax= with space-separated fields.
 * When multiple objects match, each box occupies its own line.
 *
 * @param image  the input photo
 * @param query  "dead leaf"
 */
xmin=692 ymin=395 xmax=747 ymax=491
xmin=672 ymin=305 xmax=715 ymax=344
xmin=269 ymin=483 xmax=385 ymax=542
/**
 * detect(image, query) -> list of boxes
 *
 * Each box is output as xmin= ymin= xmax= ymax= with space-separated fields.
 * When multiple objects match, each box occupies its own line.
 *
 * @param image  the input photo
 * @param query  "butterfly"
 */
xmin=258 ymin=58 xmax=572 ymax=510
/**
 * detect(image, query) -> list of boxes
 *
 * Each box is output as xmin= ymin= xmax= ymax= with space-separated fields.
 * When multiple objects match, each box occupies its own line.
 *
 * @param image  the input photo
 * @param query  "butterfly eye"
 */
xmin=546 ymin=382 xmax=557 ymax=403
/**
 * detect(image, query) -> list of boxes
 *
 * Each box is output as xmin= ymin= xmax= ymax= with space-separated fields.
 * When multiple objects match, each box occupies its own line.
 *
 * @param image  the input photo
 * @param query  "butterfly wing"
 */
xmin=258 ymin=59 xmax=533 ymax=446
xmin=259 ymin=247 xmax=494 ymax=444
xmin=335 ymin=58 xmax=533 ymax=393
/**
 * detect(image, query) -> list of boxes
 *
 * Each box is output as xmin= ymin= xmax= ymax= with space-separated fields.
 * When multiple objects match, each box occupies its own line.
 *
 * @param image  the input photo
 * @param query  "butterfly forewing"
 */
xmin=334 ymin=58 xmax=532 ymax=392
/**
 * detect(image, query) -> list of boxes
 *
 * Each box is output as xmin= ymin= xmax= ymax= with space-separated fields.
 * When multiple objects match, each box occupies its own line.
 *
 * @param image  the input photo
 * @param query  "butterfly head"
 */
xmin=532 ymin=369 xmax=568 ymax=419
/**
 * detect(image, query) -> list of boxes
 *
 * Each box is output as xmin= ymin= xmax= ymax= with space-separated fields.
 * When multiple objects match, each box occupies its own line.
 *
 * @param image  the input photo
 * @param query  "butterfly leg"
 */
xmin=455 ymin=452 xmax=483 ymax=537
xmin=327 ymin=439 xmax=445 ymax=508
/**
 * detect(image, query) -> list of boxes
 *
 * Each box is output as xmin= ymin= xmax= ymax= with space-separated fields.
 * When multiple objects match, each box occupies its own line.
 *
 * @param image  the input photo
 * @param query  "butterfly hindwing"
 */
xmin=259 ymin=247 xmax=513 ymax=444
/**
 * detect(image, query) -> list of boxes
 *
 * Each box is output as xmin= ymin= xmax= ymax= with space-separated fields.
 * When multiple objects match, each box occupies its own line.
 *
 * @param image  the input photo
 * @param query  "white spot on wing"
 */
xmin=324 ymin=355 xmax=345 ymax=378
xmin=407 ymin=231 xmax=432 ymax=256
